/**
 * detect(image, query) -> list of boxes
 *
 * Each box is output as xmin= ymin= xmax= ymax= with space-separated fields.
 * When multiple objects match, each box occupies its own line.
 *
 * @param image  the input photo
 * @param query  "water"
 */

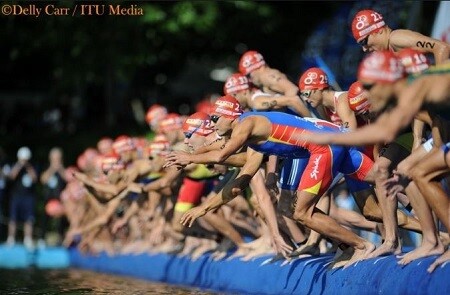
xmin=0 ymin=268 xmax=219 ymax=294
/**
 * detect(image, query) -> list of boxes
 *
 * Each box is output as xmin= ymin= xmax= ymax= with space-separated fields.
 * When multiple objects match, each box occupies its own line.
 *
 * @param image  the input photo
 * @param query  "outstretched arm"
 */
xmin=165 ymin=119 xmax=254 ymax=167
xmin=250 ymin=95 xmax=311 ymax=117
xmin=298 ymin=81 xmax=425 ymax=146
xmin=180 ymin=148 xmax=263 ymax=227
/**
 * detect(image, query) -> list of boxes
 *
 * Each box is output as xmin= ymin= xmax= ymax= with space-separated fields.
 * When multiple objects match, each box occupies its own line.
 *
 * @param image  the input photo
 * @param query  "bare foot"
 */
xmin=397 ymin=242 xmax=445 ymax=266
xmin=191 ymin=239 xmax=217 ymax=261
xmin=427 ymin=249 xmax=450 ymax=273
xmin=343 ymin=242 xmax=376 ymax=268
xmin=243 ymin=236 xmax=268 ymax=249
xmin=366 ymin=240 xmax=401 ymax=259
xmin=330 ymin=247 xmax=355 ymax=269
xmin=211 ymin=250 xmax=228 ymax=261
xmin=177 ymin=237 xmax=199 ymax=257
xmin=439 ymin=232 xmax=450 ymax=247
xmin=227 ymin=245 xmax=251 ymax=260
xmin=288 ymin=244 xmax=320 ymax=258
xmin=240 ymin=244 xmax=274 ymax=261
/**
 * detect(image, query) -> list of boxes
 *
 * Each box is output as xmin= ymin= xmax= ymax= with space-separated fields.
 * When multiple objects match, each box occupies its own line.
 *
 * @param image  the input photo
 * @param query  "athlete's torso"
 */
xmin=239 ymin=112 xmax=340 ymax=158
xmin=324 ymin=91 xmax=346 ymax=125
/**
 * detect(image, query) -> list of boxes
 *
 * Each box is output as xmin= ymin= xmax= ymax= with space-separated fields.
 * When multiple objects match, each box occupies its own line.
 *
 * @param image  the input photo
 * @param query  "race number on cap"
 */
xmin=397 ymin=48 xmax=429 ymax=74
xmin=238 ymin=50 xmax=266 ymax=75
xmin=223 ymin=73 xmax=250 ymax=95
xmin=213 ymin=95 xmax=243 ymax=119
xmin=358 ymin=50 xmax=404 ymax=83
xmin=182 ymin=112 xmax=214 ymax=136
xmin=298 ymin=67 xmax=329 ymax=91
xmin=351 ymin=9 xmax=386 ymax=42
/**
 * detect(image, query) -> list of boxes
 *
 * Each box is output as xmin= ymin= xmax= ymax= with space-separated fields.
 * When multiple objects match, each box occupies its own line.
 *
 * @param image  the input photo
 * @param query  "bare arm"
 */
xmin=335 ymin=93 xmax=358 ymax=129
xmin=73 ymin=171 xmax=127 ymax=196
xmin=250 ymin=169 xmax=292 ymax=256
xmin=40 ymin=167 xmax=55 ymax=184
xmin=165 ymin=119 xmax=254 ymax=166
xmin=390 ymin=29 xmax=450 ymax=64
xmin=411 ymin=118 xmax=425 ymax=150
xmin=261 ymin=70 xmax=299 ymax=96
xmin=299 ymin=82 xmax=425 ymax=146
xmin=143 ymin=166 xmax=182 ymax=192
xmin=250 ymin=95 xmax=311 ymax=117
xmin=180 ymin=148 xmax=264 ymax=227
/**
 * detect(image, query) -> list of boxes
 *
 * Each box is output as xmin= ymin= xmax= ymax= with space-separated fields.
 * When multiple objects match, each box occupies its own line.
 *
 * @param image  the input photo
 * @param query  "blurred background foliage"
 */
xmin=0 ymin=1 xmax=438 ymax=167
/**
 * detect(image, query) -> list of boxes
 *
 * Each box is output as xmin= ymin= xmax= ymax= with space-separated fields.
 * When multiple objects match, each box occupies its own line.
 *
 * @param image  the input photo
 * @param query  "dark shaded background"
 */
xmin=0 ymin=0 xmax=439 ymax=166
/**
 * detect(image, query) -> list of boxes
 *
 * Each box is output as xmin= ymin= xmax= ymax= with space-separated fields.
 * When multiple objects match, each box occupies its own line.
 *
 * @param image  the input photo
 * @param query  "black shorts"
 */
xmin=378 ymin=142 xmax=411 ymax=172
xmin=213 ymin=168 xmax=241 ymax=194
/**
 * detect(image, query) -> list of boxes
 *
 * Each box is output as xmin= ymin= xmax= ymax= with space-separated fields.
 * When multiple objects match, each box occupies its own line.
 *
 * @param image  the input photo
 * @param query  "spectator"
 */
xmin=39 ymin=147 xmax=68 ymax=247
xmin=6 ymin=146 xmax=38 ymax=249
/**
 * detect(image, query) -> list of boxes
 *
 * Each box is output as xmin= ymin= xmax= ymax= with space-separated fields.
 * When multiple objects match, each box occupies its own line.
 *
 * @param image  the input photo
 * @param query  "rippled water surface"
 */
xmin=0 ymin=268 xmax=220 ymax=294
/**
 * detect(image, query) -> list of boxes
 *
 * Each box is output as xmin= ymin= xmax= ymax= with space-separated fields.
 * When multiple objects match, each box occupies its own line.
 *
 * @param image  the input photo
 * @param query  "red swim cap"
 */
xmin=213 ymin=95 xmax=243 ymax=119
xmin=238 ymin=50 xmax=266 ymax=75
xmin=147 ymin=139 xmax=171 ymax=157
xmin=347 ymin=81 xmax=371 ymax=115
xmin=224 ymin=73 xmax=251 ymax=95
xmin=159 ymin=113 xmax=183 ymax=133
xmin=45 ymin=199 xmax=65 ymax=217
xmin=112 ymin=135 xmax=135 ymax=154
xmin=351 ymin=9 xmax=385 ymax=42
xmin=397 ymin=48 xmax=429 ymax=74
xmin=101 ymin=152 xmax=124 ymax=173
xmin=298 ymin=67 xmax=329 ymax=91
xmin=358 ymin=51 xmax=404 ymax=83
xmin=145 ymin=104 xmax=168 ymax=125
xmin=182 ymin=112 xmax=214 ymax=136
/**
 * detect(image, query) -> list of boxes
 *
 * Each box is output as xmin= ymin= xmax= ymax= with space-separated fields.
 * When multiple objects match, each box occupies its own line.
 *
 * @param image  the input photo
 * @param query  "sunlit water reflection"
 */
xmin=0 ymin=268 xmax=223 ymax=294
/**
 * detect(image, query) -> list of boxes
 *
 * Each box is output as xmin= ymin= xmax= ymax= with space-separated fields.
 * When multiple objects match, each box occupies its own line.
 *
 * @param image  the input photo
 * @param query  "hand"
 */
xmin=271 ymin=234 xmax=293 ymax=258
xmin=148 ymin=225 xmax=164 ymax=246
xmin=383 ymin=172 xmax=408 ymax=200
xmin=128 ymin=183 xmax=144 ymax=194
xmin=163 ymin=151 xmax=192 ymax=168
xmin=180 ymin=206 xmax=207 ymax=227
xmin=112 ymin=218 xmax=127 ymax=234
xmin=73 ymin=171 xmax=88 ymax=182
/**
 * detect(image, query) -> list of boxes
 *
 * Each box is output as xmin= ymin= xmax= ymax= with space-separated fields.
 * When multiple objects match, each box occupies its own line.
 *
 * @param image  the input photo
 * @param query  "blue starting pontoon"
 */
xmin=1 ymin=244 xmax=449 ymax=294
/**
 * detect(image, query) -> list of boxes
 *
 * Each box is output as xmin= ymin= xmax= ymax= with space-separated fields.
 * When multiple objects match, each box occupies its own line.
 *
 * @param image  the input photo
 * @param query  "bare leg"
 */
xmin=371 ymin=156 xmax=402 ymax=257
xmin=277 ymin=189 xmax=308 ymax=244
xmin=23 ymin=221 xmax=34 ymax=249
xmin=397 ymin=148 xmax=447 ymax=265
xmin=291 ymin=193 xmax=330 ymax=257
xmin=413 ymin=148 xmax=450 ymax=230
xmin=330 ymin=195 xmax=379 ymax=233
xmin=203 ymin=210 xmax=244 ymax=246
xmin=396 ymin=181 xmax=444 ymax=264
xmin=292 ymin=190 xmax=375 ymax=267
xmin=7 ymin=221 xmax=16 ymax=245
xmin=191 ymin=238 xmax=217 ymax=261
